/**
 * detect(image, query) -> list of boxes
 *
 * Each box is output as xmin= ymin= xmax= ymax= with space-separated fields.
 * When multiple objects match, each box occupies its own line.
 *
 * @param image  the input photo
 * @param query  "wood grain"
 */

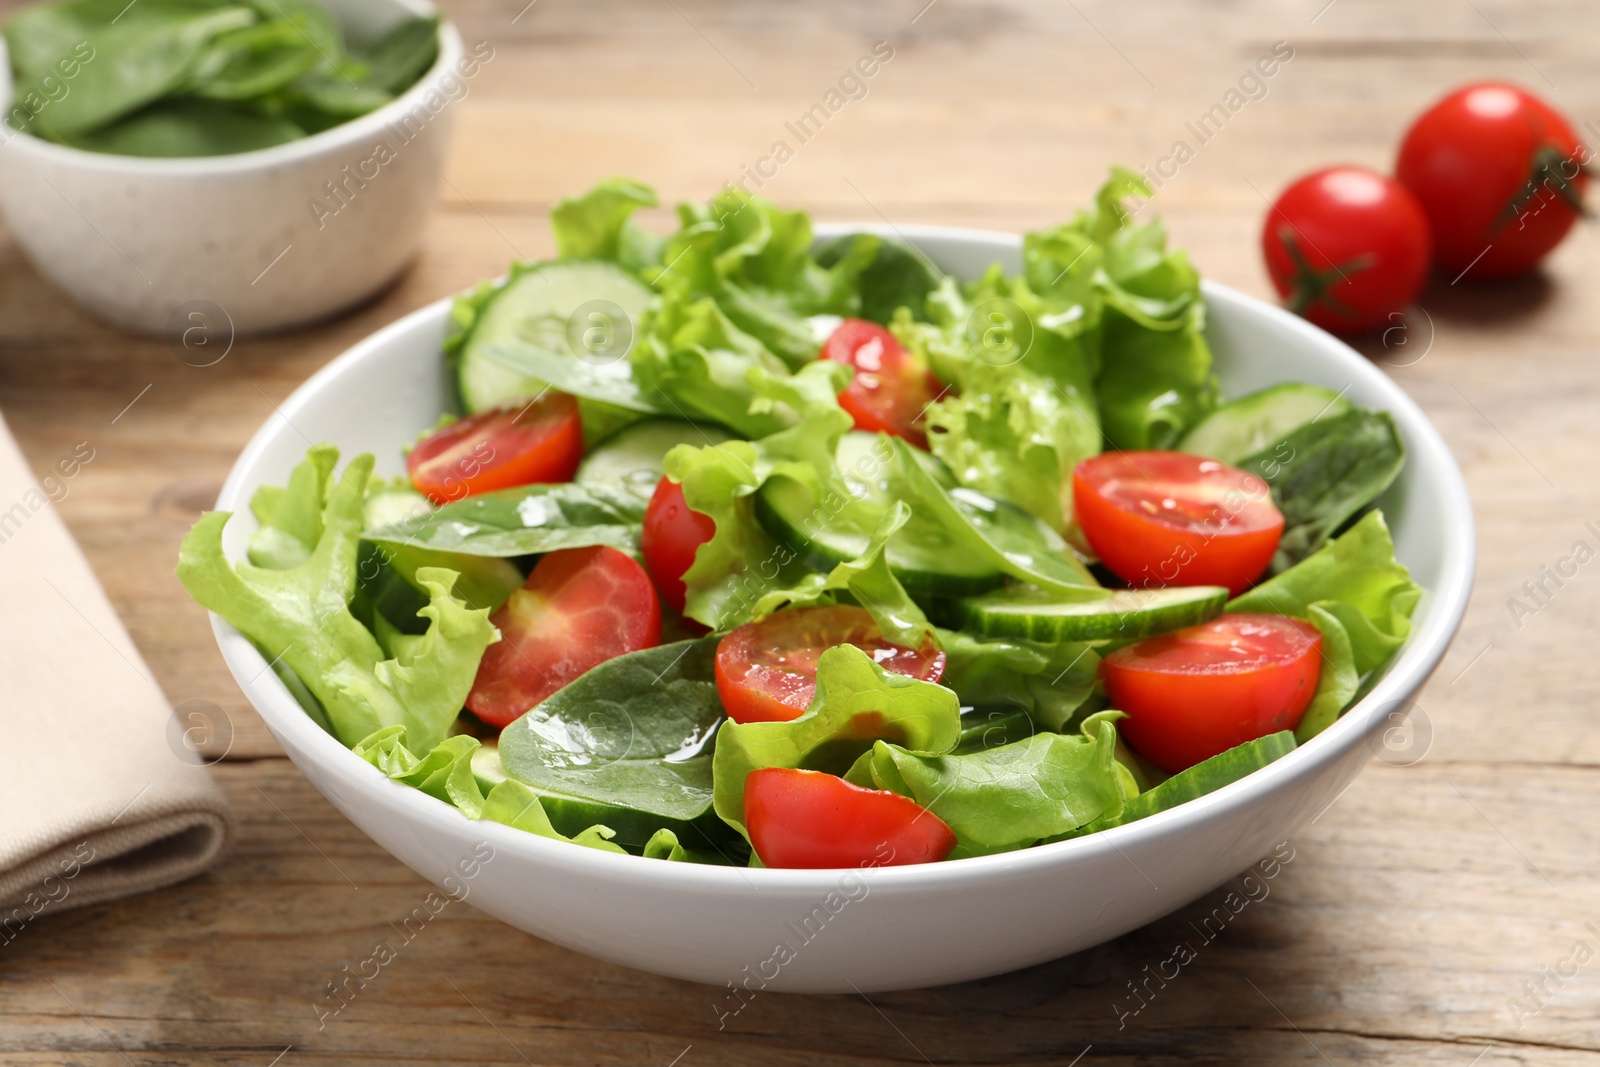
xmin=1 ymin=0 xmax=1598 ymax=1062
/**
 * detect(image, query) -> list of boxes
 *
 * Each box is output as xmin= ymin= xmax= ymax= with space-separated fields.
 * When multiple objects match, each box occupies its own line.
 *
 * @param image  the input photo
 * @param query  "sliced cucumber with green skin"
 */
xmin=942 ymin=584 xmax=1228 ymax=642
xmin=755 ymin=433 xmax=1003 ymax=599
xmin=576 ymin=418 xmax=733 ymax=501
xmin=454 ymin=260 xmax=655 ymax=441
xmin=1178 ymin=383 xmax=1351 ymax=464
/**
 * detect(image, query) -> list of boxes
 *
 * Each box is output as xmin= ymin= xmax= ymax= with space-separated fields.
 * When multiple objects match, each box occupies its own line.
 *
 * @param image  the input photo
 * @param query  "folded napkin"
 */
xmin=0 ymin=412 xmax=233 ymax=919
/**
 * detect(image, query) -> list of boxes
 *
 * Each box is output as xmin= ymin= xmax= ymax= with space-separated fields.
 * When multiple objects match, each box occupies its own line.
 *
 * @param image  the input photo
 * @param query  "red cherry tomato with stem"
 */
xmin=1261 ymin=167 xmax=1432 ymax=334
xmin=641 ymin=476 xmax=717 ymax=615
xmin=408 ymin=393 xmax=584 ymax=505
xmin=744 ymin=768 xmax=957 ymax=868
xmin=466 ymin=545 xmax=661 ymax=728
xmin=1397 ymin=81 xmax=1589 ymax=279
xmin=820 ymin=319 xmax=944 ymax=449
xmin=1101 ymin=613 xmax=1323 ymax=774
xmin=1072 ymin=451 xmax=1284 ymax=597
xmin=715 ymin=605 xmax=946 ymax=725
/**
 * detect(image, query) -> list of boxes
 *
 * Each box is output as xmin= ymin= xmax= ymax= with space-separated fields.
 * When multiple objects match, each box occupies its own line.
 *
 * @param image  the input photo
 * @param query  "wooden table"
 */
xmin=3 ymin=0 xmax=1597 ymax=1062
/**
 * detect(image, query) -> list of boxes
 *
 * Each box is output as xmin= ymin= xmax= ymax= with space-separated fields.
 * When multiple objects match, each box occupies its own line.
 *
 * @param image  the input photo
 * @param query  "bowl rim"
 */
xmin=211 ymin=223 xmax=1476 ymax=892
xmin=0 ymin=0 xmax=465 ymax=175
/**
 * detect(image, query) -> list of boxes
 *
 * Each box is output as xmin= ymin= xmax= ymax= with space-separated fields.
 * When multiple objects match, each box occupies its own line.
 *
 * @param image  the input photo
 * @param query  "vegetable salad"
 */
xmin=179 ymin=170 xmax=1420 ymax=868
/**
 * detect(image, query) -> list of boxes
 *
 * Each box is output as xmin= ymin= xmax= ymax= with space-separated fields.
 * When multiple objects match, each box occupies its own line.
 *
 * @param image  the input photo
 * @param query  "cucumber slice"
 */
xmin=363 ymin=484 xmax=432 ymax=530
xmin=454 ymin=260 xmax=654 ymax=425
xmin=945 ymin=584 xmax=1228 ymax=642
xmin=1178 ymin=383 xmax=1350 ymax=464
xmin=576 ymin=419 xmax=733 ymax=501
xmin=754 ymin=433 xmax=1002 ymax=599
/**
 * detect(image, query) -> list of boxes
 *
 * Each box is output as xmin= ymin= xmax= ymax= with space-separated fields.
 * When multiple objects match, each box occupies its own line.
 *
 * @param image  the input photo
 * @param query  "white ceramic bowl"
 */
xmin=0 ymin=0 xmax=465 ymax=336
xmin=208 ymin=225 xmax=1474 ymax=993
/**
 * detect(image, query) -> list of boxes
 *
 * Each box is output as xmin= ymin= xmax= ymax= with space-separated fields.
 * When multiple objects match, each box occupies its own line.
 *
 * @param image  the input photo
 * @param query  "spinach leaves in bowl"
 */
xmin=4 ymin=0 xmax=439 ymax=157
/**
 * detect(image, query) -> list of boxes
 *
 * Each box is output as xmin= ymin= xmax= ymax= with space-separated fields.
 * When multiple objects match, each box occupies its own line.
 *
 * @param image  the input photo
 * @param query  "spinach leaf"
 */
xmin=1055 ymin=731 xmax=1295 ymax=839
xmin=481 ymin=340 xmax=670 ymax=415
xmin=64 ymin=97 xmax=304 ymax=156
xmin=364 ymin=481 xmax=646 ymax=557
xmin=1239 ymin=407 xmax=1405 ymax=572
xmin=498 ymin=638 xmax=739 ymax=853
xmin=354 ymin=13 xmax=438 ymax=93
xmin=32 ymin=4 xmax=258 ymax=137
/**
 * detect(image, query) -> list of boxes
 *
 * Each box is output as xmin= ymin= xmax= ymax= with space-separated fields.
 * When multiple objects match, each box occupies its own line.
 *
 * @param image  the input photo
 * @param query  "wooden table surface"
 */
xmin=4 ymin=0 xmax=1599 ymax=1062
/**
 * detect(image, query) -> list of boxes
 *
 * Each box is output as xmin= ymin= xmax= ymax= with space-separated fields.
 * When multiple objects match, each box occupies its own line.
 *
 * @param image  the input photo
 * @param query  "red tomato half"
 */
xmin=640 ymin=476 xmax=717 ymax=615
xmin=1102 ymin=613 xmax=1323 ymax=774
xmin=408 ymin=393 xmax=584 ymax=505
xmin=1261 ymin=167 xmax=1432 ymax=334
xmin=821 ymin=319 xmax=944 ymax=449
xmin=715 ymin=605 xmax=946 ymax=725
xmin=744 ymin=768 xmax=957 ymax=869
xmin=466 ymin=546 xmax=661 ymax=728
xmin=1072 ymin=451 xmax=1283 ymax=597
xmin=1397 ymin=82 xmax=1589 ymax=279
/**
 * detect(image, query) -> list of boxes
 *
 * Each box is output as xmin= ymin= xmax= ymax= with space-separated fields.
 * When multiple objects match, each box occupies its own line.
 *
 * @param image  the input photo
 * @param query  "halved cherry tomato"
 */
xmin=820 ymin=319 xmax=944 ymax=449
xmin=1261 ymin=167 xmax=1432 ymax=334
xmin=1397 ymin=81 xmax=1589 ymax=279
xmin=744 ymin=768 xmax=957 ymax=869
xmin=715 ymin=605 xmax=945 ymax=725
xmin=1072 ymin=451 xmax=1284 ymax=597
xmin=640 ymin=476 xmax=716 ymax=615
xmin=408 ymin=393 xmax=584 ymax=505
xmin=1101 ymin=612 xmax=1322 ymax=774
xmin=466 ymin=546 xmax=661 ymax=728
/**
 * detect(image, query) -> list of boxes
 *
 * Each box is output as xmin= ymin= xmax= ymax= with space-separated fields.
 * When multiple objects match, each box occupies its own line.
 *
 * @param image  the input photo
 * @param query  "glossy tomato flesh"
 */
xmin=1072 ymin=451 xmax=1284 ymax=596
xmin=744 ymin=768 xmax=957 ymax=868
xmin=408 ymin=393 xmax=584 ymax=505
xmin=1397 ymin=82 xmax=1588 ymax=278
xmin=820 ymin=319 xmax=944 ymax=449
xmin=640 ymin=476 xmax=717 ymax=615
xmin=1102 ymin=612 xmax=1322 ymax=773
xmin=1261 ymin=166 xmax=1432 ymax=333
xmin=466 ymin=545 xmax=661 ymax=728
xmin=715 ymin=605 xmax=946 ymax=724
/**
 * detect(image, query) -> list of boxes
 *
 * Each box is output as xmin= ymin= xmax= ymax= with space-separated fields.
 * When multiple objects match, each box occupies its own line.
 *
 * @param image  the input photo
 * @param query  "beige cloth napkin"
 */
xmin=0 ymin=413 xmax=233 ymax=918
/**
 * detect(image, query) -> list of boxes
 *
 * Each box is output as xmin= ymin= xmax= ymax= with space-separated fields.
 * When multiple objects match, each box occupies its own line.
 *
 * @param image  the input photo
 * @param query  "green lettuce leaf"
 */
xmin=1228 ymin=511 xmax=1420 ymax=740
xmin=550 ymin=177 xmax=664 ymax=275
xmin=937 ymin=628 xmax=1100 ymax=732
xmin=650 ymin=187 xmax=877 ymax=367
xmin=353 ymin=726 xmax=627 ymax=852
xmin=1054 ymin=731 xmax=1296 ymax=839
xmin=815 ymin=233 xmax=945 ymax=326
xmin=177 ymin=448 xmax=498 ymax=754
xmin=849 ymin=712 xmax=1127 ymax=857
xmin=711 ymin=643 xmax=963 ymax=841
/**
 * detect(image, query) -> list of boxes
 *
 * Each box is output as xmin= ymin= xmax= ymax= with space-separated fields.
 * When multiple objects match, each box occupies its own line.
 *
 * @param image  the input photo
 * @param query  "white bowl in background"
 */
xmin=0 ymin=0 xmax=465 ymax=336
xmin=208 ymin=225 xmax=1474 ymax=993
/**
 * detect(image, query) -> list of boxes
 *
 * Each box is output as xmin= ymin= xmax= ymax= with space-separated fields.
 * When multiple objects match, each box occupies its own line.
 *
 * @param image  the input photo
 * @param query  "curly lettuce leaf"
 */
xmin=1228 ymin=510 xmax=1420 ymax=740
xmin=937 ymin=628 xmax=1100 ymax=732
xmin=651 ymin=187 xmax=878 ymax=367
xmin=711 ymin=643 xmax=962 ymax=841
xmin=353 ymin=726 xmax=626 ymax=853
xmin=1053 ymin=731 xmax=1296 ymax=840
xmin=550 ymin=177 xmax=664 ymax=274
xmin=177 ymin=448 xmax=498 ymax=754
xmin=848 ymin=711 xmax=1127 ymax=858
